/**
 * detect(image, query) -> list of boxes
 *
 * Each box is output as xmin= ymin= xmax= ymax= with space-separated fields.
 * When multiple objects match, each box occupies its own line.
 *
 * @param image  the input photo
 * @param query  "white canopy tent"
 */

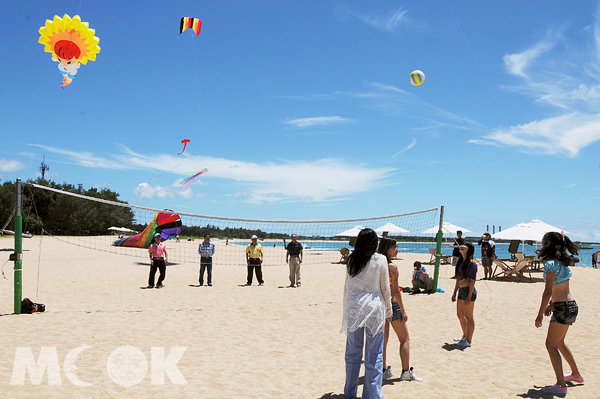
xmin=108 ymin=226 xmax=136 ymax=233
xmin=422 ymin=222 xmax=471 ymax=257
xmin=493 ymin=219 xmax=567 ymax=242
xmin=335 ymin=226 xmax=366 ymax=237
xmin=422 ymin=222 xmax=471 ymax=236
xmin=335 ymin=226 xmax=382 ymax=239
xmin=374 ymin=223 xmax=409 ymax=235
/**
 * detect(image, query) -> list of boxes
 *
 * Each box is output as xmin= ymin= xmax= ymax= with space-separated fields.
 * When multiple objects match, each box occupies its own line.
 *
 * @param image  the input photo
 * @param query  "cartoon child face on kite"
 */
xmin=38 ymin=14 xmax=100 ymax=88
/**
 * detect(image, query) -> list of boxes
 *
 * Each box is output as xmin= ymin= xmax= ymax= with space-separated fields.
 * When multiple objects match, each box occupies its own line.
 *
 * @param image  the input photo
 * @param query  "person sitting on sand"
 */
xmin=339 ymin=247 xmax=350 ymax=264
xmin=341 ymin=228 xmax=392 ymax=399
xmin=451 ymin=242 xmax=477 ymax=347
xmin=535 ymin=232 xmax=583 ymax=395
xmin=411 ymin=261 xmax=433 ymax=293
xmin=377 ymin=237 xmax=423 ymax=382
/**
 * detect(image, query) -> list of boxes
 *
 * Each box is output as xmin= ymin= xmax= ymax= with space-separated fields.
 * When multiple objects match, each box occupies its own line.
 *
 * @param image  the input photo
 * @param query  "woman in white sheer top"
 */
xmin=341 ymin=228 xmax=392 ymax=399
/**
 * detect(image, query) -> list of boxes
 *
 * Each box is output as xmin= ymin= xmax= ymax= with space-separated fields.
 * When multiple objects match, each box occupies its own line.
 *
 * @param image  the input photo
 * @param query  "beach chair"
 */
xmin=428 ymin=248 xmax=451 ymax=264
xmin=492 ymin=259 xmax=513 ymax=278
xmin=428 ymin=248 xmax=436 ymax=263
xmin=507 ymin=258 xmax=533 ymax=282
xmin=508 ymin=240 xmax=520 ymax=261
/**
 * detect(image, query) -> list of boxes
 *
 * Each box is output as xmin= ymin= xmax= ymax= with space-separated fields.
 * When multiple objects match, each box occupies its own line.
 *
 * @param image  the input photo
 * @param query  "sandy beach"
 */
xmin=0 ymin=235 xmax=598 ymax=398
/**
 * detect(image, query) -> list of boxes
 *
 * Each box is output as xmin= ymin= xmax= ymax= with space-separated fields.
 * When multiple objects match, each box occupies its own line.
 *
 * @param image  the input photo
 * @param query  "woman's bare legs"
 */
xmin=456 ymin=301 xmax=467 ymax=338
xmin=390 ymin=319 xmax=410 ymax=370
xmin=546 ymin=323 xmax=580 ymax=386
xmin=458 ymin=301 xmax=475 ymax=343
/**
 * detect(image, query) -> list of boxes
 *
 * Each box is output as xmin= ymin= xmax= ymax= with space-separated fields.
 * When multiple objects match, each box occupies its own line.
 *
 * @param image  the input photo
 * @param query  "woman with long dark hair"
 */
xmin=451 ymin=242 xmax=477 ymax=347
xmin=342 ymin=229 xmax=392 ymax=399
xmin=377 ymin=237 xmax=423 ymax=382
xmin=535 ymin=232 xmax=583 ymax=394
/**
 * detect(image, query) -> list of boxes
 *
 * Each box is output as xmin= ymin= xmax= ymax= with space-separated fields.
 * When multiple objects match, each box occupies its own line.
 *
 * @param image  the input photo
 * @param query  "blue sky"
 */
xmin=1 ymin=1 xmax=599 ymax=240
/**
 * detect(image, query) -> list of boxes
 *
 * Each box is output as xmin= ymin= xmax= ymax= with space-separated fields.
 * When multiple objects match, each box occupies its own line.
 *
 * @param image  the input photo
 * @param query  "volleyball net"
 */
xmin=26 ymin=183 xmax=440 ymax=267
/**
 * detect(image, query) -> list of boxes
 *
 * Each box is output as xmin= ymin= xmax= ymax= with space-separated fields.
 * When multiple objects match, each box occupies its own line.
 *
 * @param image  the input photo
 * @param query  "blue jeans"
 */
xmin=344 ymin=327 xmax=384 ymax=399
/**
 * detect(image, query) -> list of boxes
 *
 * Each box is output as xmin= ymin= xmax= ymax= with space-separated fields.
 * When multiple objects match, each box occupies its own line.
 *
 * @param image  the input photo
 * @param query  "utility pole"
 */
xmin=38 ymin=155 xmax=49 ymax=180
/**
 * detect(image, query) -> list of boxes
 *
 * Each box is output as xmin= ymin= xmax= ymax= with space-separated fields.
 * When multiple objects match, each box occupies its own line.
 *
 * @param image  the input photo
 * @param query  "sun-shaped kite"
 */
xmin=38 ymin=14 xmax=100 ymax=88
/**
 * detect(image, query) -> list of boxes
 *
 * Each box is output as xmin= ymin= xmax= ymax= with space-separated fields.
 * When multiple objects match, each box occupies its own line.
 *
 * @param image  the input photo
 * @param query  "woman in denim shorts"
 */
xmin=535 ymin=232 xmax=584 ymax=395
xmin=451 ymin=242 xmax=477 ymax=348
xmin=377 ymin=238 xmax=423 ymax=382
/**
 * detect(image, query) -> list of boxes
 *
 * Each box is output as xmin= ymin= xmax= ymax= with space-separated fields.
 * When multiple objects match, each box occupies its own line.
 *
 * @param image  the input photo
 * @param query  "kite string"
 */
xmin=444 ymin=0 xmax=509 ymax=125
xmin=191 ymin=33 xmax=203 ymax=135
xmin=134 ymin=153 xmax=194 ymax=205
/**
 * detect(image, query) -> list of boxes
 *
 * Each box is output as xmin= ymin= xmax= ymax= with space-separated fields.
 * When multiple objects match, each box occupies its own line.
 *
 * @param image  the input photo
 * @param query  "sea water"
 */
xmin=235 ymin=240 xmax=599 ymax=268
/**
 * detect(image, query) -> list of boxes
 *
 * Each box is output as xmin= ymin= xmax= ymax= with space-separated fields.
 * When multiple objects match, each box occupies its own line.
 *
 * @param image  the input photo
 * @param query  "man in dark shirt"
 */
xmin=286 ymin=234 xmax=303 ymax=287
xmin=477 ymin=232 xmax=495 ymax=280
xmin=445 ymin=230 xmax=465 ymax=266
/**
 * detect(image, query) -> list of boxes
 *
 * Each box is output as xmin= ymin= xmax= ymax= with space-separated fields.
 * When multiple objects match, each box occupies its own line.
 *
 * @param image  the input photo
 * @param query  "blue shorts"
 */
xmin=391 ymin=301 xmax=403 ymax=322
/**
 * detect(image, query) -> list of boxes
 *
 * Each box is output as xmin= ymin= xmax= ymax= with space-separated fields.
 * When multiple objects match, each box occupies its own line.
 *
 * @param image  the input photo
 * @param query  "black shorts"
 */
xmin=550 ymin=300 xmax=578 ymax=325
xmin=391 ymin=301 xmax=403 ymax=322
xmin=457 ymin=287 xmax=477 ymax=302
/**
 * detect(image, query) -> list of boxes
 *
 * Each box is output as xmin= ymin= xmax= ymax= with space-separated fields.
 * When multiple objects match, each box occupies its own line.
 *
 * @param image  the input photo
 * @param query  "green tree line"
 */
xmin=0 ymin=179 xmax=134 ymax=235
xmin=177 ymin=224 xmax=290 ymax=240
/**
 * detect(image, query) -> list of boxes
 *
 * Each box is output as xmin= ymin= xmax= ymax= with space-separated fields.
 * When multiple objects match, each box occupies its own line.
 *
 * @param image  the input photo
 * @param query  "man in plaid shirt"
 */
xmin=198 ymin=234 xmax=216 ymax=286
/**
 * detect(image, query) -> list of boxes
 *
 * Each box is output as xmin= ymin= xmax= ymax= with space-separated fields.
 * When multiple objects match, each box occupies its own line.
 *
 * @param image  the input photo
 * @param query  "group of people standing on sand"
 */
xmin=341 ymin=228 xmax=584 ymax=398
xmin=145 ymin=233 xmax=304 ymax=289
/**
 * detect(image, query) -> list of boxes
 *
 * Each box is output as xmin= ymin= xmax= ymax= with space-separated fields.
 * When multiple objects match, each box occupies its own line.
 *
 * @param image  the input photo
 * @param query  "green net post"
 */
xmin=14 ymin=179 xmax=22 ymax=314
xmin=431 ymin=206 xmax=444 ymax=293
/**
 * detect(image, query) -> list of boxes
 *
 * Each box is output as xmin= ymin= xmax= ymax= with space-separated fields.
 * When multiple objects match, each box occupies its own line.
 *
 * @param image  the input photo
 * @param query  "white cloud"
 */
xmin=391 ymin=138 xmax=417 ymax=158
xmin=37 ymin=145 xmax=393 ymax=204
xmin=503 ymin=42 xmax=553 ymax=78
xmin=284 ymin=116 xmax=353 ymax=127
xmin=469 ymin=113 xmax=600 ymax=157
xmin=134 ymin=183 xmax=175 ymax=200
xmin=0 ymin=158 xmax=26 ymax=172
xmin=471 ymin=10 xmax=600 ymax=156
xmin=281 ymin=82 xmax=484 ymax=135
xmin=29 ymin=145 xmax=124 ymax=169
xmin=358 ymin=9 xmax=409 ymax=33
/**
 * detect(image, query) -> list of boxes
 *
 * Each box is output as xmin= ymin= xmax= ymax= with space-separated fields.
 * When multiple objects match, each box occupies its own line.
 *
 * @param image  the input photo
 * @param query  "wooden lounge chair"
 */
xmin=507 ymin=258 xmax=533 ymax=282
xmin=492 ymin=259 xmax=513 ymax=278
xmin=428 ymin=248 xmax=437 ymax=263
xmin=428 ymin=248 xmax=451 ymax=264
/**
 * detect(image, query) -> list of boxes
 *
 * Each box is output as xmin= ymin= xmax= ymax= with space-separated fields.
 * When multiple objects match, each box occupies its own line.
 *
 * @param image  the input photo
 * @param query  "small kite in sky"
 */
xmin=178 ymin=139 xmax=191 ymax=155
xmin=180 ymin=168 xmax=209 ymax=191
xmin=410 ymin=70 xmax=425 ymax=86
xmin=180 ymin=17 xmax=202 ymax=36
xmin=38 ymin=14 xmax=101 ymax=88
